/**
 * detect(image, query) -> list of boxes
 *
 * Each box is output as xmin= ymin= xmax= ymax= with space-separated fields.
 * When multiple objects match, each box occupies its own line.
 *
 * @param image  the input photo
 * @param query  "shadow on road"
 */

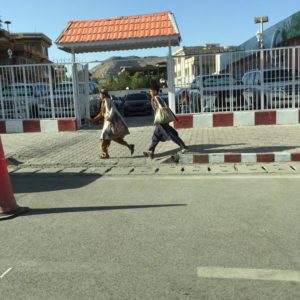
xmin=11 ymin=173 xmax=101 ymax=193
xmin=21 ymin=204 xmax=187 ymax=216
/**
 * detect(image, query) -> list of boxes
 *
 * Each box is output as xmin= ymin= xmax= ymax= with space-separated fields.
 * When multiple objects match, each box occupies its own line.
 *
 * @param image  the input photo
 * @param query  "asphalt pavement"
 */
xmin=1 ymin=174 xmax=300 ymax=299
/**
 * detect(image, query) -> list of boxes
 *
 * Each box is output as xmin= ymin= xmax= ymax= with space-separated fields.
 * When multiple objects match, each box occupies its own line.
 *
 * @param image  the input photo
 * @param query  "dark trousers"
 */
xmin=149 ymin=124 xmax=186 ymax=153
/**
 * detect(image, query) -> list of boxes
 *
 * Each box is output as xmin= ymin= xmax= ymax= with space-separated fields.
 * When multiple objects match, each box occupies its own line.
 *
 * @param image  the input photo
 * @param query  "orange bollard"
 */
xmin=0 ymin=136 xmax=29 ymax=220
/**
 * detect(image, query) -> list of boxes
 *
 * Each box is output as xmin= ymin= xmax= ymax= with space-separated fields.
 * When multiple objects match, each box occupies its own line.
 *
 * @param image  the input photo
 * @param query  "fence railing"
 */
xmin=0 ymin=63 xmax=77 ymax=120
xmin=173 ymin=46 xmax=300 ymax=114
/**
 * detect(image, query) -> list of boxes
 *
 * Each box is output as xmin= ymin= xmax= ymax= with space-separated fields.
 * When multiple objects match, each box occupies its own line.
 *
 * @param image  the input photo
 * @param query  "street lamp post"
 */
xmin=254 ymin=16 xmax=268 ymax=49
xmin=4 ymin=20 xmax=11 ymax=32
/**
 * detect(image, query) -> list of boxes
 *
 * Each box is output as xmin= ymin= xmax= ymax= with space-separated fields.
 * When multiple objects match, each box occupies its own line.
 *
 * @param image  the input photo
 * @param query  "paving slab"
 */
xmin=261 ymin=163 xmax=296 ymax=173
xmin=288 ymin=162 xmax=300 ymax=173
xmin=13 ymin=168 xmax=40 ymax=174
xmin=131 ymin=166 xmax=157 ymax=175
xmin=234 ymin=164 xmax=268 ymax=174
xmin=83 ymin=167 xmax=112 ymax=175
xmin=155 ymin=165 xmax=183 ymax=175
xmin=181 ymin=165 xmax=210 ymax=175
xmin=105 ymin=166 xmax=135 ymax=176
xmin=37 ymin=168 xmax=64 ymax=174
xmin=209 ymin=164 xmax=237 ymax=174
xmin=59 ymin=167 xmax=87 ymax=174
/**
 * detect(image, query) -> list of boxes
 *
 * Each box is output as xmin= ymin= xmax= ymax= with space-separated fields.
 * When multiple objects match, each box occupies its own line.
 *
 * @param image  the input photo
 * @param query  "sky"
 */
xmin=1 ymin=0 xmax=300 ymax=64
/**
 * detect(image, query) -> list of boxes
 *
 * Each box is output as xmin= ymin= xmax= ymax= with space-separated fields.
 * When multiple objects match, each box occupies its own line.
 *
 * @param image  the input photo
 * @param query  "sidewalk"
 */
xmin=2 ymin=118 xmax=300 ymax=169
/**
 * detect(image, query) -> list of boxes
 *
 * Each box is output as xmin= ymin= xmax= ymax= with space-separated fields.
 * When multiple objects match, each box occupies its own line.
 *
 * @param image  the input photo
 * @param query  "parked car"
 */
xmin=123 ymin=93 xmax=152 ymax=116
xmin=242 ymin=68 xmax=300 ymax=109
xmin=189 ymin=74 xmax=246 ymax=112
xmin=88 ymin=82 xmax=101 ymax=117
xmin=38 ymin=82 xmax=74 ymax=118
xmin=159 ymin=91 xmax=169 ymax=106
xmin=38 ymin=81 xmax=100 ymax=118
xmin=111 ymin=95 xmax=124 ymax=112
xmin=1 ymin=82 xmax=50 ymax=119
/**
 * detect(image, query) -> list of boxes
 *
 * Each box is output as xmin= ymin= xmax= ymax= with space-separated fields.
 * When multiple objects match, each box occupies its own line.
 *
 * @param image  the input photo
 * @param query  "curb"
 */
xmin=0 ymin=119 xmax=77 ymax=133
xmin=162 ymin=152 xmax=300 ymax=164
xmin=173 ymin=110 xmax=300 ymax=129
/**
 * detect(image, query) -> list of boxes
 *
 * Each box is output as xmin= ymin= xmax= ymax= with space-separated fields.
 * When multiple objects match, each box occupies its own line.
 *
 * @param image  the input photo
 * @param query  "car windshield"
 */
xmin=2 ymin=85 xmax=34 ymax=96
xmin=125 ymin=94 xmax=149 ymax=101
xmin=263 ymin=69 xmax=298 ymax=82
xmin=203 ymin=75 xmax=237 ymax=87
xmin=55 ymin=83 xmax=73 ymax=93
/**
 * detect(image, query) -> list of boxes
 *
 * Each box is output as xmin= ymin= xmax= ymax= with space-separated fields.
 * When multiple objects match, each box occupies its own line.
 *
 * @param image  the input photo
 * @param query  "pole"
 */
xmin=167 ymin=43 xmax=176 ymax=113
xmin=0 ymin=137 xmax=29 ymax=220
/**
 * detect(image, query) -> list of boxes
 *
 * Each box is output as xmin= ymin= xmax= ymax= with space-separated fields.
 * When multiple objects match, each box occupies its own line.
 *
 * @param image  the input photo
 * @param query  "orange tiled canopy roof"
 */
xmin=56 ymin=11 xmax=181 ymax=53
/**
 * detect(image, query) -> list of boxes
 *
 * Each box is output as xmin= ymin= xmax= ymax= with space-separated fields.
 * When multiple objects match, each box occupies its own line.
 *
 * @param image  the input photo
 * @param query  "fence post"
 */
xmin=48 ymin=65 xmax=55 ymax=119
xmin=199 ymin=55 xmax=204 ymax=114
xmin=0 ymin=78 xmax=4 ymax=119
xmin=10 ymin=66 xmax=18 ymax=118
xmin=22 ymin=66 xmax=30 ymax=119
xmin=84 ymin=64 xmax=90 ymax=124
xmin=72 ymin=63 xmax=81 ymax=128
xmin=167 ymin=45 xmax=176 ymax=114
xmin=260 ymin=49 xmax=265 ymax=110
xmin=292 ymin=47 xmax=296 ymax=109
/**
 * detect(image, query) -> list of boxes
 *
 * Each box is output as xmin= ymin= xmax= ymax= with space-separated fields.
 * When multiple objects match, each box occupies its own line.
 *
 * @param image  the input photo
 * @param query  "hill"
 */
xmin=90 ymin=56 xmax=167 ymax=82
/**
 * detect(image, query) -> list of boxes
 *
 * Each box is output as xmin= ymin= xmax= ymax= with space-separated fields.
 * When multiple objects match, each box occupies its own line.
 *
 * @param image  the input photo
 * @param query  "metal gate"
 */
xmin=172 ymin=46 xmax=300 ymax=114
xmin=0 ymin=62 xmax=90 ymax=128
xmin=72 ymin=63 xmax=90 ymax=127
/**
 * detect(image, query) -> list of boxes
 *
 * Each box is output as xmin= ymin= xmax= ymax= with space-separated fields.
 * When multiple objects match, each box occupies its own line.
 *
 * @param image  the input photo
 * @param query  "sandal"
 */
xmin=129 ymin=144 xmax=135 ymax=155
xmin=99 ymin=153 xmax=110 ymax=159
xmin=143 ymin=151 xmax=154 ymax=159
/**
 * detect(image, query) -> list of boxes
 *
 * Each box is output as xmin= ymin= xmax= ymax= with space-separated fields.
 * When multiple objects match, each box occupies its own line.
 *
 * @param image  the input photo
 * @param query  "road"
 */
xmin=1 ymin=173 xmax=300 ymax=300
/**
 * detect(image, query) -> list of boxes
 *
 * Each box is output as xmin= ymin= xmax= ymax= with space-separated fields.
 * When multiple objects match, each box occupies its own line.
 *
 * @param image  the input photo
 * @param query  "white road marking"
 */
xmin=197 ymin=267 xmax=300 ymax=282
xmin=0 ymin=268 xmax=12 ymax=279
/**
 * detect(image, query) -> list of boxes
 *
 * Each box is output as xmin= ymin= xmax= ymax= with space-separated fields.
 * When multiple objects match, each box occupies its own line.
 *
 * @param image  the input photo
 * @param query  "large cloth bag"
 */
xmin=154 ymin=96 xmax=176 ymax=125
xmin=101 ymin=99 xmax=129 ymax=140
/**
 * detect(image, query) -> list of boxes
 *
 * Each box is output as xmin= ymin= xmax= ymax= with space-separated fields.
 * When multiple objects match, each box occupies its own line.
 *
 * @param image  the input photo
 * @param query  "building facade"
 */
xmin=0 ymin=29 xmax=52 ymax=65
xmin=172 ymin=44 xmax=238 ymax=87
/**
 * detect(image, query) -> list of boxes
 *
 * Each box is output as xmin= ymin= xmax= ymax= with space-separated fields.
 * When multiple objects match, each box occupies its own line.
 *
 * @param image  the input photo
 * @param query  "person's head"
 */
xmin=149 ymin=82 xmax=160 ymax=97
xmin=100 ymin=88 xmax=109 ymax=99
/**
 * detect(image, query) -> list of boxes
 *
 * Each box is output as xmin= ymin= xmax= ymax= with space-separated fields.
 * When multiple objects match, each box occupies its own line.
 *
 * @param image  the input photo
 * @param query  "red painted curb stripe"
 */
xmin=23 ymin=120 xmax=41 ymax=133
xmin=213 ymin=113 xmax=233 ymax=127
xmin=58 ymin=119 xmax=77 ymax=131
xmin=291 ymin=153 xmax=300 ymax=161
xmin=255 ymin=111 xmax=276 ymax=125
xmin=190 ymin=153 xmax=300 ymax=164
xmin=256 ymin=153 xmax=275 ymax=162
xmin=224 ymin=154 xmax=241 ymax=163
xmin=0 ymin=121 xmax=6 ymax=133
xmin=193 ymin=154 xmax=209 ymax=163
xmin=173 ymin=114 xmax=193 ymax=129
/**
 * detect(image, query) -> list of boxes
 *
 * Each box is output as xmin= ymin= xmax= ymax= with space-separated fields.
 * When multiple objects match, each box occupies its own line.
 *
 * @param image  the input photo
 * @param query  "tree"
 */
xmin=116 ymin=71 xmax=131 ymax=90
xmin=104 ymin=74 xmax=116 ymax=90
xmin=131 ymin=72 xmax=147 ymax=89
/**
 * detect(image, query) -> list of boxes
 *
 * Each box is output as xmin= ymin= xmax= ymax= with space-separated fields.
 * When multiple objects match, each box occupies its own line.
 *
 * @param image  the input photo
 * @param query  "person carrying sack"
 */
xmin=91 ymin=89 xmax=134 ymax=159
xmin=143 ymin=83 xmax=188 ymax=159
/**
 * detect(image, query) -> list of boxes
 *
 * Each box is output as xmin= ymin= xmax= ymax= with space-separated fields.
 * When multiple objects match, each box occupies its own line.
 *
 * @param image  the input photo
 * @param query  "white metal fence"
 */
xmin=173 ymin=46 xmax=300 ymax=114
xmin=0 ymin=63 xmax=90 ymax=124
xmin=1 ymin=46 xmax=300 ymax=123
